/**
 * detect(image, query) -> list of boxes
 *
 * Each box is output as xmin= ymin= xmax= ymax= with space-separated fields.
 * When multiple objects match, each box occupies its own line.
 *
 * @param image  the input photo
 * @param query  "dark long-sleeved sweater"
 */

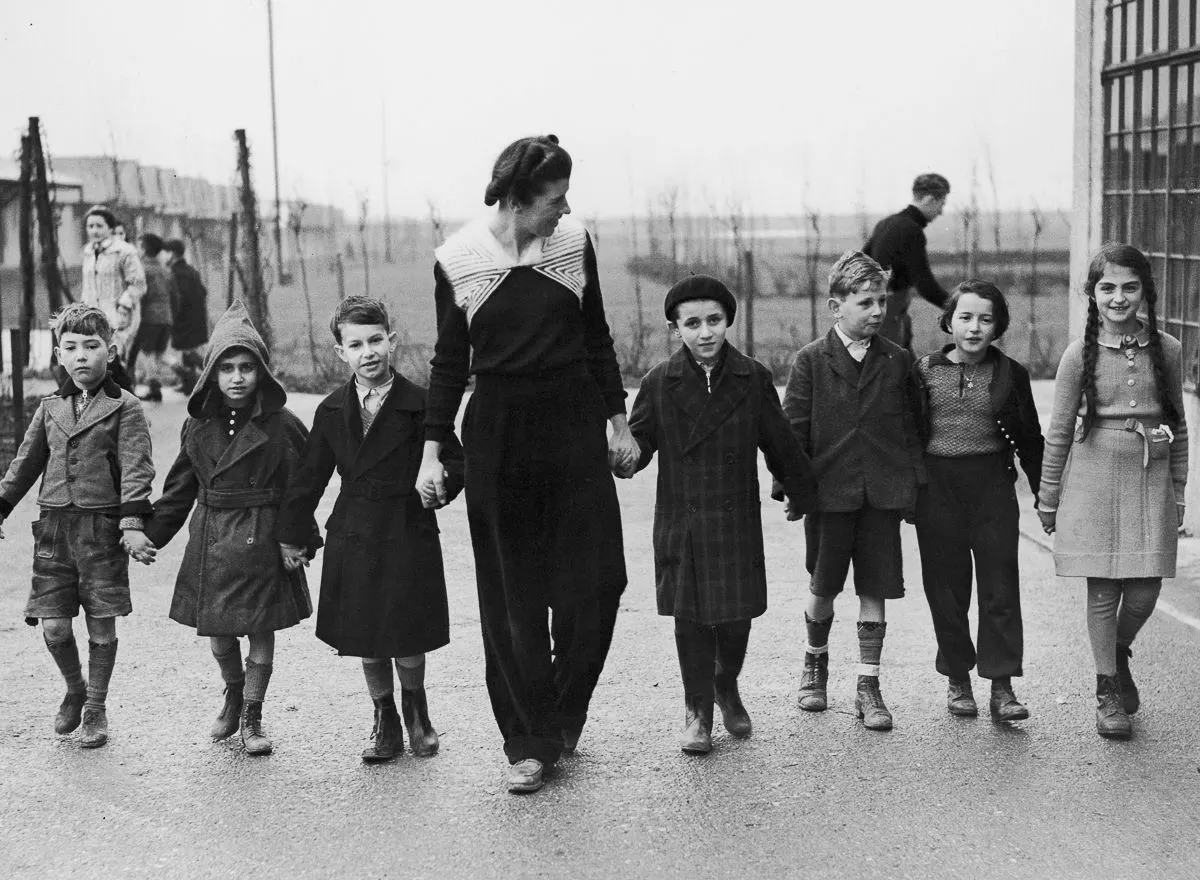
xmin=864 ymin=205 xmax=949 ymax=309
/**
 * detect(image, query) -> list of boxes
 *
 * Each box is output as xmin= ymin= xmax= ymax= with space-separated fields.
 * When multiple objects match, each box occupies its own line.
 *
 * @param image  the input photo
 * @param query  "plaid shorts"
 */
xmin=24 ymin=509 xmax=131 ymax=624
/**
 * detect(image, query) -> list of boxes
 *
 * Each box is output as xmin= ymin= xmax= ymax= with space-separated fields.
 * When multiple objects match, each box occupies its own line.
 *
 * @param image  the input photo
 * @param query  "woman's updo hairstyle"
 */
xmin=483 ymin=134 xmax=572 ymax=207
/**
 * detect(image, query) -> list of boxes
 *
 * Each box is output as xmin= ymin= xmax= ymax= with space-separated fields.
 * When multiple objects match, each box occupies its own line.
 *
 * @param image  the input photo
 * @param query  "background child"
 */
xmin=1037 ymin=244 xmax=1187 ymax=740
xmin=276 ymin=296 xmax=463 ymax=763
xmin=0 ymin=303 xmax=155 ymax=749
xmin=145 ymin=301 xmax=317 ymax=756
xmin=624 ymin=276 xmax=815 ymax=754
xmin=782 ymin=251 xmax=925 ymax=731
xmin=911 ymin=280 xmax=1043 ymax=721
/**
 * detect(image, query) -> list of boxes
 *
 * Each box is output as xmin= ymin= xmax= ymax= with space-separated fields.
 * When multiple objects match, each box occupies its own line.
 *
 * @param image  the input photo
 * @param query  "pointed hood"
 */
xmin=188 ymin=299 xmax=286 ymax=417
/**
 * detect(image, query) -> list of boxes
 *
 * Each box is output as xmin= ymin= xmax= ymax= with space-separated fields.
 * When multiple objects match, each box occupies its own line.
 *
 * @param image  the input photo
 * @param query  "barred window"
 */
xmin=1102 ymin=0 xmax=1200 ymax=386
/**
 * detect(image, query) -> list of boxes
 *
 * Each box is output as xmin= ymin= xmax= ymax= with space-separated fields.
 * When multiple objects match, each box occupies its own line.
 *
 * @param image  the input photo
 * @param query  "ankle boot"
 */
xmin=1115 ymin=645 xmax=1140 ymax=715
xmin=211 ymin=682 xmax=244 ymax=741
xmin=714 ymin=671 xmax=752 ymax=738
xmin=401 ymin=688 xmax=439 ymax=757
xmin=79 ymin=706 xmax=109 ymax=748
xmin=680 ymin=694 xmax=714 ymax=754
xmin=361 ymin=696 xmax=403 ymax=763
xmin=989 ymin=677 xmax=1030 ymax=722
xmin=946 ymin=678 xmax=978 ymax=717
xmin=240 ymin=700 xmax=272 ymax=756
xmin=1095 ymin=674 xmax=1132 ymax=740
xmin=854 ymin=676 xmax=893 ymax=731
xmin=55 ymin=688 xmax=87 ymax=735
xmin=797 ymin=652 xmax=829 ymax=712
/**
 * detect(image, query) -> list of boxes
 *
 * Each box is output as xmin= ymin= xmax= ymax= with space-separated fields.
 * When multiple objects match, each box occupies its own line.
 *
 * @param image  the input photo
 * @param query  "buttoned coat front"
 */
xmin=629 ymin=345 xmax=816 ymax=624
xmin=782 ymin=328 xmax=925 ymax=512
xmin=275 ymin=374 xmax=464 ymax=658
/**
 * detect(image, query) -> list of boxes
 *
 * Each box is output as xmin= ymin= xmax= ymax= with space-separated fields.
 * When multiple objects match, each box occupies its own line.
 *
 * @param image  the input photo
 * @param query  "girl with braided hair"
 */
xmin=1037 ymin=243 xmax=1187 ymax=741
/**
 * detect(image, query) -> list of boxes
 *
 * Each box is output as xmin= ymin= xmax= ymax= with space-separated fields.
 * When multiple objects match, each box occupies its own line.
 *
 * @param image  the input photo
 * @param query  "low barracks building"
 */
xmin=1074 ymin=0 xmax=1200 ymax=520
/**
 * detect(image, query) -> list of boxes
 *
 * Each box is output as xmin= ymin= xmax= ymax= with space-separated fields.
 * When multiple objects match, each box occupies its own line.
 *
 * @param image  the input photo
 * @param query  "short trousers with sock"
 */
xmin=24 ymin=509 xmax=131 ymax=624
xmin=804 ymin=506 xmax=905 ymax=600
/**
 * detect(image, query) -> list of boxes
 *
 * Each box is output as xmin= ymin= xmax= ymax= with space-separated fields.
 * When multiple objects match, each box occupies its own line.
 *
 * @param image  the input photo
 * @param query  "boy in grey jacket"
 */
xmin=0 ymin=304 xmax=155 ymax=748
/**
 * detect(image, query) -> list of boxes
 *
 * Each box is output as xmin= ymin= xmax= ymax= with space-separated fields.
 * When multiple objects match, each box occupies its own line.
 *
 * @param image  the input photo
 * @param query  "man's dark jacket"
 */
xmin=864 ymin=205 xmax=949 ymax=349
xmin=170 ymin=259 xmax=210 ymax=350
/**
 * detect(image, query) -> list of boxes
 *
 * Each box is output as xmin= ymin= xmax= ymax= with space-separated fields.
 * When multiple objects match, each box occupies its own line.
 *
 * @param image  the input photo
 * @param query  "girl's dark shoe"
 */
xmin=946 ymin=678 xmax=978 ymax=717
xmin=361 ymin=697 xmax=403 ymax=763
xmin=55 ymin=689 xmax=87 ymax=734
xmin=854 ymin=676 xmax=893 ymax=731
xmin=680 ymin=694 xmax=714 ymax=754
xmin=1115 ymin=645 xmax=1140 ymax=714
xmin=79 ymin=707 xmax=109 ymax=748
xmin=401 ymin=688 xmax=439 ymax=757
xmin=797 ymin=652 xmax=829 ymax=712
xmin=714 ymin=673 xmax=752 ymax=738
xmin=211 ymin=682 xmax=244 ymax=741
xmin=989 ymin=679 xmax=1030 ymax=721
xmin=240 ymin=700 xmax=273 ymax=756
xmin=1095 ymin=674 xmax=1132 ymax=740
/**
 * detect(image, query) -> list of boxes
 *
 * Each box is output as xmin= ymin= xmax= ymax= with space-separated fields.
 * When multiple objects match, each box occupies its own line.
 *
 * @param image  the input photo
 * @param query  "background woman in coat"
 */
xmin=146 ymin=300 xmax=317 ymax=757
xmin=416 ymin=134 xmax=639 ymax=794
xmin=626 ymin=276 xmax=815 ymax=755
xmin=79 ymin=205 xmax=145 ymax=388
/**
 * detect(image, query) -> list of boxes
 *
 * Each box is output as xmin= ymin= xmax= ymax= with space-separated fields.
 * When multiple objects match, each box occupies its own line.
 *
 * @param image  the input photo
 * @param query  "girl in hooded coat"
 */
xmin=145 ymin=300 xmax=319 ymax=756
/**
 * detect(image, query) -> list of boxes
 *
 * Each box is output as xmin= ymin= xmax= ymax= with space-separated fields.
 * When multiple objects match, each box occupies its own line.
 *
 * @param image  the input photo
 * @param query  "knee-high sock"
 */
xmin=805 ymin=612 xmax=833 ymax=655
xmin=362 ymin=658 xmax=394 ymax=700
xmin=243 ymin=659 xmax=272 ymax=703
xmin=1087 ymin=578 xmax=1121 ymax=675
xmin=212 ymin=641 xmax=245 ymax=685
xmin=1116 ymin=578 xmax=1162 ymax=648
xmin=856 ymin=621 xmax=886 ymax=677
xmin=395 ymin=655 xmax=425 ymax=691
xmin=85 ymin=639 xmax=118 ymax=711
xmin=45 ymin=633 xmax=85 ymax=693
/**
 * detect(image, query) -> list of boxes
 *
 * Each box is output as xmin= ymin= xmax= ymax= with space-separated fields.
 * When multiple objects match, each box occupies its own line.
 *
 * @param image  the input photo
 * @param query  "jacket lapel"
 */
xmin=683 ymin=346 xmax=753 ymax=452
xmin=348 ymin=374 xmax=424 ymax=479
xmin=823 ymin=328 xmax=862 ymax=388
xmin=665 ymin=349 xmax=708 ymax=427
xmin=213 ymin=415 xmax=270 ymax=477
xmin=857 ymin=343 xmax=891 ymax=389
xmin=68 ymin=393 xmax=121 ymax=437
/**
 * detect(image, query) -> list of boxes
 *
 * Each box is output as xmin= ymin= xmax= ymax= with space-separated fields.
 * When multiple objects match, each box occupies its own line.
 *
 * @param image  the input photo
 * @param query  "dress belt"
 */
xmin=197 ymin=487 xmax=283 ymax=509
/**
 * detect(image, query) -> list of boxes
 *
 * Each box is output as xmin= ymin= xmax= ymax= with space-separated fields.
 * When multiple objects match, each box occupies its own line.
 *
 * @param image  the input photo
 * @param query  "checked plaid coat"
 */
xmin=628 ymin=344 xmax=816 ymax=624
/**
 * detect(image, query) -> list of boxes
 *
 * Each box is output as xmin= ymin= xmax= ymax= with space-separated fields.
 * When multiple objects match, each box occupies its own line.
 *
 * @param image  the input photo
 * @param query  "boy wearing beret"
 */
xmin=622 ymin=276 xmax=815 ymax=754
xmin=781 ymin=251 xmax=925 ymax=731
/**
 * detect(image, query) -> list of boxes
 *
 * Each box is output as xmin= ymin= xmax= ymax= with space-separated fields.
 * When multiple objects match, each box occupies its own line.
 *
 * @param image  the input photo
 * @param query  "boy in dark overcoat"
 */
xmin=276 ymin=296 xmax=463 ymax=763
xmin=782 ymin=251 xmax=925 ymax=731
xmin=624 ymin=276 xmax=816 ymax=754
xmin=145 ymin=300 xmax=318 ymax=756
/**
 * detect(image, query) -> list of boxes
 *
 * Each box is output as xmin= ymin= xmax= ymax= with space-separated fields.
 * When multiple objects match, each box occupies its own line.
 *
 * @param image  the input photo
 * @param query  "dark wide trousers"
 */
xmin=915 ymin=453 xmax=1024 ymax=680
xmin=464 ymin=371 xmax=627 ymax=767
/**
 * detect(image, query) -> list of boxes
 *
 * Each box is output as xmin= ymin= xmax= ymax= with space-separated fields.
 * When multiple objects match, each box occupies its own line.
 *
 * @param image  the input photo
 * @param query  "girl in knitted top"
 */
xmin=1037 ymin=244 xmax=1187 ymax=740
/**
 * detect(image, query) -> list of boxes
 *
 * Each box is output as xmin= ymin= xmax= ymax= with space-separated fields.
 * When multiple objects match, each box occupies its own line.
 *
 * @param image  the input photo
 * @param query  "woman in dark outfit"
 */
xmin=416 ymin=135 xmax=638 ymax=794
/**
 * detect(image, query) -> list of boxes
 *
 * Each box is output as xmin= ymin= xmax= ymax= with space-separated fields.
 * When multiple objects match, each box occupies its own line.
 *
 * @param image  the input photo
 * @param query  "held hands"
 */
xmin=783 ymin=497 xmax=804 ymax=522
xmin=121 ymin=529 xmax=156 ymax=565
xmin=416 ymin=458 xmax=449 ymax=509
xmin=608 ymin=417 xmax=639 ymax=479
xmin=1037 ymin=509 xmax=1056 ymax=535
xmin=279 ymin=542 xmax=309 ymax=572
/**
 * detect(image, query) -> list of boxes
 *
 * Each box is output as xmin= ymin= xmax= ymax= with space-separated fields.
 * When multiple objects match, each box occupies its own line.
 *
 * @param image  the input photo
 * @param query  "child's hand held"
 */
xmin=1037 ymin=509 xmax=1056 ymax=534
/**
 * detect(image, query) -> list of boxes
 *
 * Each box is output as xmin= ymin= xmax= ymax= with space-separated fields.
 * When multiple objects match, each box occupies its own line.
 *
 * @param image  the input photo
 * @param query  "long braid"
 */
xmin=1078 ymin=296 xmax=1101 ymax=440
xmin=1144 ymin=296 xmax=1181 ymax=429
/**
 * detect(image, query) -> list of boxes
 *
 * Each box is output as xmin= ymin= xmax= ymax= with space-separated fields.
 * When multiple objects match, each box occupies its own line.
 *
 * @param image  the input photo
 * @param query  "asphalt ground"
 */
xmin=0 ymin=383 xmax=1197 ymax=880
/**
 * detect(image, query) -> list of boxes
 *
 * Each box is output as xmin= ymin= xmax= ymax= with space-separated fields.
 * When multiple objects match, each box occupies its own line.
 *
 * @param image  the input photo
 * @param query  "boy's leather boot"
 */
xmin=714 ymin=670 xmax=752 ymax=738
xmin=680 ymin=694 xmax=714 ymax=754
xmin=240 ymin=701 xmax=272 ymax=756
xmin=361 ymin=696 xmax=403 ymax=763
xmin=989 ymin=677 xmax=1030 ymax=722
xmin=55 ymin=690 xmax=88 ymax=735
xmin=947 ymin=678 xmax=978 ymax=717
xmin=797 ymin=652 xmax=828 ymax=712
xmin=79 ymin=707 xmax=109 ymax=749
xmin=1115 ymin=645 xmax=1140 ymax=714
xmin=401 ymin=688 xmax=439 ymax=757
xmin=854 ymin=676 xmax=893 ymax=731
xmin=211 ymin=681 xmax=244 ymax=741
xmin=1095 ymin=674 xmax=1132 ymax=740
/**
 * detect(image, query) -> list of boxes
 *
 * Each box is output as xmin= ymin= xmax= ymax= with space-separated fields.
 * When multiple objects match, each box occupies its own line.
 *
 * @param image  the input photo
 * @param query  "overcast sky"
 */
xmin=1 ymin=0 xmax=1075 ymax=219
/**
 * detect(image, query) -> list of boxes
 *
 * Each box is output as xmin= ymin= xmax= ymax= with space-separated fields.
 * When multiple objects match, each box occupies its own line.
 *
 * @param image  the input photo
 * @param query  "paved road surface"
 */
xmin=1 ymin=385 xmax=1197 ymax=879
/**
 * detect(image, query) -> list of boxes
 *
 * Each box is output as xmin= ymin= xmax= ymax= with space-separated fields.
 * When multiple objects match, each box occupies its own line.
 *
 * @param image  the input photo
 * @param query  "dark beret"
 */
xmin=663 ymin=275 xmax=737 ymax=322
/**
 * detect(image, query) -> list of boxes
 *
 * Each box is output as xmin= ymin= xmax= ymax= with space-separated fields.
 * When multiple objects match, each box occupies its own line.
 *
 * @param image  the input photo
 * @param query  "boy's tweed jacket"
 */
xmin=782 ymin=327 xmax=924 ymax=512
xmin=276 ymin=371 xmax=464 ymax=658
xmin=629 ymin=344 xmax=816 ymax=624
xmin=0 ymin=374 xmax=154 ymax=520
xmin=146 ymin=301 xmax=315 ymax=636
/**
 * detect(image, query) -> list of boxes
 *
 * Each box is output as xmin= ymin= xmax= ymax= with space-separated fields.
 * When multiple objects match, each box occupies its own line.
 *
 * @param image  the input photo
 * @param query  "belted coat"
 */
xmin=275 ymin=371 xmax=464 ymax=658
xmin=628 ymin=345 xmax=816 ymax=624
xmin=145 ymin=301 xmax=317 ymax=636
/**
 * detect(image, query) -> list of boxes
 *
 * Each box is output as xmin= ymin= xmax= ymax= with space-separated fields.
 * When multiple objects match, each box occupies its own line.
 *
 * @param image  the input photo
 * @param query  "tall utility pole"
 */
xmin=382 ymin=98 xmax=393 ymax=263
xmin=267 ymin=0 xmax=285 ymax=284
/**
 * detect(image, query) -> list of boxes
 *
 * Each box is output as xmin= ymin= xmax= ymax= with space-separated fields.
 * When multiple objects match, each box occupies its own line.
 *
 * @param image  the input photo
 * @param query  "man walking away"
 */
xmin=163 ymin=239 xmax=210 ymax=395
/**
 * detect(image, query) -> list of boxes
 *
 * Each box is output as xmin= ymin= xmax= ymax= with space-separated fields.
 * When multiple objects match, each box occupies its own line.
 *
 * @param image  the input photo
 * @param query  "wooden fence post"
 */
xmin=235 ymin=129 xmax=271 ymax=350
xmin=29 ymin=117 xmax=71 ymax=311
xmin=742 ymin=249 xmax=756 ymax=359
xmin=19 ymin=135 xmax=36 ymax=367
